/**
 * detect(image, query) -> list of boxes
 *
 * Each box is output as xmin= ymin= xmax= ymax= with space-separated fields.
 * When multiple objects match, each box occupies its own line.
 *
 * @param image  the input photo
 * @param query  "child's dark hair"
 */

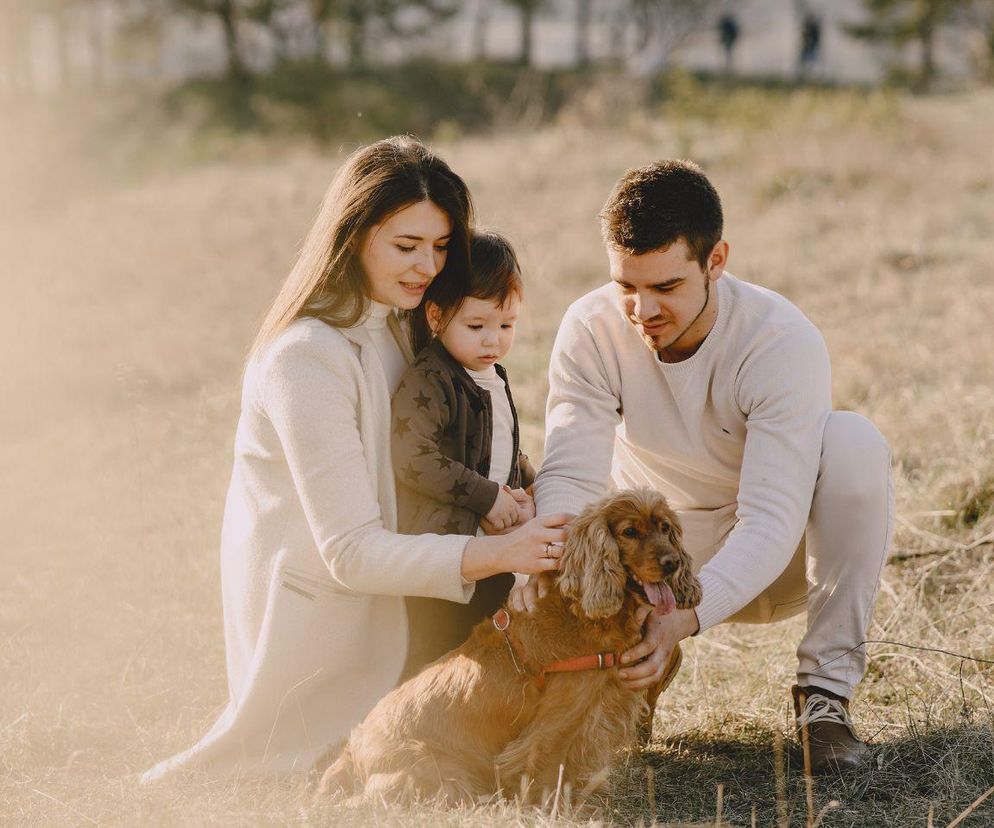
xmin=412 ymin=229 xmax=523 ymax=353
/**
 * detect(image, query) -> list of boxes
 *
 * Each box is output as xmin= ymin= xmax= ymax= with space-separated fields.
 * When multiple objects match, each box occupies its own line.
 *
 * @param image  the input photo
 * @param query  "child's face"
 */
xmin=431 ymin=293 xmax=521 ymax=372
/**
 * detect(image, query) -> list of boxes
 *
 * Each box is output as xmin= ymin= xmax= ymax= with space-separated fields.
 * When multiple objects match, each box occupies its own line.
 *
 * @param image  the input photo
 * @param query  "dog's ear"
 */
xmin=558 ymin=507 xmax=626 ymax=619
xmin=666 ymin=512 xmax=683 ymax=548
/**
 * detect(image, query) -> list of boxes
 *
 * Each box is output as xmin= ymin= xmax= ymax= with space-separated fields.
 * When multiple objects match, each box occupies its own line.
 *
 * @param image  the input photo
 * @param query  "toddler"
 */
xmin=392 ymin=229 xmax=535 ymax=677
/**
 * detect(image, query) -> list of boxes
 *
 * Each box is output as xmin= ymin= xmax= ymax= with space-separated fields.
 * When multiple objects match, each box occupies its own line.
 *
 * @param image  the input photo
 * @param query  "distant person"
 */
xmin=717 ymin=14 xmax=740 ymax=74
xmin=392 ymin=229 xmax=537 ymax=678
xmin=141 ymin=137 xmax=568 ymax=782
xmin=799 ymin=14 xmax=822 ymax=78
xmin=514 ymin=160 xmax=892 ymax=775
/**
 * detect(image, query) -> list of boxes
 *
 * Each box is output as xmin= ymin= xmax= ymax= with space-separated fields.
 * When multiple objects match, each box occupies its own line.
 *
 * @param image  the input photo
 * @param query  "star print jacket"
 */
xmin=391 ymin=338 xmax=536 ymax=538
xmin=392 ymin=339 xmax=537 ymax=678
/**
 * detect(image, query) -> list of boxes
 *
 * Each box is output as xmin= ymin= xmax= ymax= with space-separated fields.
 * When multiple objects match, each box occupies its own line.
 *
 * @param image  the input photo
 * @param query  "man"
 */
xmin=521 ymin=160 xmax=893 ymax=774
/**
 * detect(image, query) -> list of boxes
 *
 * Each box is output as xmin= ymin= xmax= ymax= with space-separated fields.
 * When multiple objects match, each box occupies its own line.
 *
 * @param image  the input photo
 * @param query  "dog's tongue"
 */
xmin=644 ymin=581 xmax=676 ymax=616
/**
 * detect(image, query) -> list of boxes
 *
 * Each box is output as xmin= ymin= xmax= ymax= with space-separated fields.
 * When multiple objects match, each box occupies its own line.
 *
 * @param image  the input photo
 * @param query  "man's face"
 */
xmin=609 ymin=238 xmax=726 ymax=361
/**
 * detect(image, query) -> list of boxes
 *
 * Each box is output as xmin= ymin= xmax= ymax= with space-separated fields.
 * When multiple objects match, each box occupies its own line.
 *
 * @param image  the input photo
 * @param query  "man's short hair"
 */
xmin=599 ymin=160 xmax=723 ymax=269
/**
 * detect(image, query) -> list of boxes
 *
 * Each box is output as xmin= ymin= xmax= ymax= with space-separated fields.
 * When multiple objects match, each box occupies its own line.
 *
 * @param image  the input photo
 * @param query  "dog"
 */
xmin=317 ymin=488 xmax=701 ymax=807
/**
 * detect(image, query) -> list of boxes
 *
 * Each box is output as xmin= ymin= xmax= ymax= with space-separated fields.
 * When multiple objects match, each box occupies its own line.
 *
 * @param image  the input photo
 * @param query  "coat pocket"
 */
xmin=279 ymin=565 xmax=358 ymax=602
xmin=770 ymin=593 xmax=808 ymax=622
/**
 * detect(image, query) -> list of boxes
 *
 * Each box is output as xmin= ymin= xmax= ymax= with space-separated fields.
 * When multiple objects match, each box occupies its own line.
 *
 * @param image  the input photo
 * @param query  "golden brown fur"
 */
xmin=317 ymin=488 xmax=701 ymax=807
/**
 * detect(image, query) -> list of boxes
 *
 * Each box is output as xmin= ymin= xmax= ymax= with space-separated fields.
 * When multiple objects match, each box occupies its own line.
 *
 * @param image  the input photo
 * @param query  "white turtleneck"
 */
xmin=362 ymin=300 xmax=408 ymax=395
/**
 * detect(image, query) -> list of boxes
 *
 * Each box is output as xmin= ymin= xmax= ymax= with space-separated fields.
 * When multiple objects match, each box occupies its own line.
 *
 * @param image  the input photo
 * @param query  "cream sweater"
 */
xmin=534 ymin=275 xmax=831 ymax=632
xmin=143 ymin=313 xmax=472 ymax=781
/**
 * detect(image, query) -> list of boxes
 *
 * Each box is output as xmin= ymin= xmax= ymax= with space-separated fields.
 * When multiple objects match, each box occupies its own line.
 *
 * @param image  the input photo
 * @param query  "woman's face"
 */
xmin=359 ymin=200 xmax=453 ymax=310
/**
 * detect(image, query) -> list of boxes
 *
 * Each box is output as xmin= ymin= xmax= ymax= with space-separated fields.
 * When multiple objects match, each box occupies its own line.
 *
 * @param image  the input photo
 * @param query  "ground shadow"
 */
xmin=605 ymin=722 xmax=994 ymax=826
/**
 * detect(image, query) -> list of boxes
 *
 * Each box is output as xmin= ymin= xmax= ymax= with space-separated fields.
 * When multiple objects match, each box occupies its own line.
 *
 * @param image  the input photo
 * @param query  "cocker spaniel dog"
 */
xmin=318 ymin=488 xmax=701 ymax=807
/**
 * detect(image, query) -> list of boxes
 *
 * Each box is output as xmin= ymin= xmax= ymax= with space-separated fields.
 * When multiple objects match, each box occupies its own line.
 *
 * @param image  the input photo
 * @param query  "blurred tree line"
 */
xmin=3 ymin=0 xmax=994 ymax=94
xmin=1 ymin=0 xmax=992 ymax=141
xmin=848 ymin=0 xmax=994 ymax=86
xmin=0 ymin=0 xmax=731 ymax=91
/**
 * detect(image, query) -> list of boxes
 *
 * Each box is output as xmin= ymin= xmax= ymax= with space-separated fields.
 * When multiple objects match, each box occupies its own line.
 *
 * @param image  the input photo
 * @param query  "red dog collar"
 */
xmin=492 ymin=609 xmax=619 ymax=690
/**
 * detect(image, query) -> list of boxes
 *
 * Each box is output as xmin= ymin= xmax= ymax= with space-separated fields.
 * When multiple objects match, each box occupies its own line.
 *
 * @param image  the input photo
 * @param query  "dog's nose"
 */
xmin=659 ymin=557 xmax=679 ymax=576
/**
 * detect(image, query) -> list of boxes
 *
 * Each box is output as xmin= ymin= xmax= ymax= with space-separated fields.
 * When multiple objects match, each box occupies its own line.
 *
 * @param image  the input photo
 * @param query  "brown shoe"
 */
xmin=637 ymin=645 xmax=683 ymax=747
xmin=792 ymin=685 xmax=868 ymax=774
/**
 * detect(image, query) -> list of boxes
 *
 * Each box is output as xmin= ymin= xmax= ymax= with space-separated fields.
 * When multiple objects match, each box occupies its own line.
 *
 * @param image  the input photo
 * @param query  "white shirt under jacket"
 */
xmin=466 ymin=364 xmax=515 ymax=489
xmin=534 ymin=275 xmax=831 ymax=632
xmin=142 ymin=307 xmax=473 ymax=781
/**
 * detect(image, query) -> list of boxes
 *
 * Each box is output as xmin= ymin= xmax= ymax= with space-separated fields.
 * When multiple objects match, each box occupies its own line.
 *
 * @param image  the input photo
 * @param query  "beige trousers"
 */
xmin=678 ymin=411 xmax=893 ymax=699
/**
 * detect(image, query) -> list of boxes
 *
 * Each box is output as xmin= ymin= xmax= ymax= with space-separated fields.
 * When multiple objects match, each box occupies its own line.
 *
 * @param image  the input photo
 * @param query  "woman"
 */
xmin=142 ymin=137 xmax=568 ymax=782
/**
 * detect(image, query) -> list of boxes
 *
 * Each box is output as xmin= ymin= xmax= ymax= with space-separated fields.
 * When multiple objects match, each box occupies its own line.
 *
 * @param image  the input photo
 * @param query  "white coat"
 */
xmin=142 ymin=316 xmax=473 ymax=781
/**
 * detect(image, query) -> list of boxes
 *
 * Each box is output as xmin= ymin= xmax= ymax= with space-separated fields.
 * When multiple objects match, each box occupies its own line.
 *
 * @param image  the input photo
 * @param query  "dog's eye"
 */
xmin=622 ymin=527 xmax=639 ymax=538
xmin=660 ymin=521 xmax=671 ymax=533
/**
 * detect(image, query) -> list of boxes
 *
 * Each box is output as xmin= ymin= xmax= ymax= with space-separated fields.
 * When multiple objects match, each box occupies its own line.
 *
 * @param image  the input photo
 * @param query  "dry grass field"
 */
xmin=2 ymin=81 xmax=994 ymax=826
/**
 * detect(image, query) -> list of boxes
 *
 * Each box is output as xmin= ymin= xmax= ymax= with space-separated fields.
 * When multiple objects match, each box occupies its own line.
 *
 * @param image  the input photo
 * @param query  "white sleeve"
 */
xmin=534 ymin=309 xmax=622 ymax=516
xmin=694 ymin=324 xmax=832 ymax=631
xmin=260 ymin=336 xmax=473 ymax=603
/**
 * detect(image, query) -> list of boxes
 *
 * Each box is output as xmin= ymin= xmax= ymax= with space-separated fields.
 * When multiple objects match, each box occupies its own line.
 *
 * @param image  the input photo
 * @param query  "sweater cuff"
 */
xmin=693 ymin=569 xmax=735 ymax=633
xmin=442 ymin=534 xmax=477 ymax=603
xmin=534 ymin=490 xmax=588 ymax=517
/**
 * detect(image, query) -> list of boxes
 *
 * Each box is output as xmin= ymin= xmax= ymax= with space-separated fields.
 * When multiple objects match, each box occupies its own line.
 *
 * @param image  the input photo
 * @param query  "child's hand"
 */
xmin=509 ymin=488 xmax=535 ymax=523
xmin=485 ymin=486 xmax=520 ymax=531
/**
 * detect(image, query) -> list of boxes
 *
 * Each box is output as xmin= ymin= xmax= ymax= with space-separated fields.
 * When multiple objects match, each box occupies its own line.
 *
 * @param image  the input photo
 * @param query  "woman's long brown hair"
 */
xmin=250 ymin=136 xmax=474 ymax=357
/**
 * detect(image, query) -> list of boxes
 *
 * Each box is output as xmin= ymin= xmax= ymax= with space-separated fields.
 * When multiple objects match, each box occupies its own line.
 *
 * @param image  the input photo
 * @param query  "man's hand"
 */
xmin=508 ymin=573 xmax=552 ymax=612
xmin=618 ymin=607 xmax=700 ymax=690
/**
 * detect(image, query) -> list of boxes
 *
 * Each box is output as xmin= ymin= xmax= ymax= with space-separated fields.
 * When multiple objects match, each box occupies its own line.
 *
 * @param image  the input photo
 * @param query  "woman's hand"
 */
xmin=618 ymin=607 xmax=699 ymax=690
xmin=498 ymin=513 xmax=569 ymax=575
xmin=461 ymin=513 xmax=569 ymax=581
